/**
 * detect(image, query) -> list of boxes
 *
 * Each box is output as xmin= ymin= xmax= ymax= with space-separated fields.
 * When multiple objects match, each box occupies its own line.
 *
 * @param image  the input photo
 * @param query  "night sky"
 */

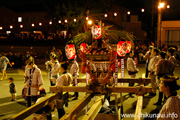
xmin=1 ymin=0 xmax=180 ymax=11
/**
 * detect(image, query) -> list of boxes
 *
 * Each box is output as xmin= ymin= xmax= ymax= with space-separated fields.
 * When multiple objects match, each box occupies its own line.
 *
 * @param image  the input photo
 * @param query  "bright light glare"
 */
xmin=32 ymin=23 xmax=35 ymax=27
xmin=159 ymin=2 xmax=165 ymax=8
xmin=88 ymin=20 xmax=92 ymax=25
xmin=141 ymin=8 xmax=145 ymax=12
xmin=104 ymin=14 xmax=107 ymax=17
xmin=167 ymin=5 xmax=170 ymax=9
xmin=10 ymin=25 xmax=13 ymax=29
xmin=39 ymin=23 xmax=42 ymax=26
xmin=49 ymin=21 xmax=52 ymax=25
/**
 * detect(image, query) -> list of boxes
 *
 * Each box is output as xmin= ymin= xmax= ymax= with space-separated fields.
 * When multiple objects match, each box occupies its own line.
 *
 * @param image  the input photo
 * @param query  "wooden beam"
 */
xmin=134 ymin=96 xmax=143 ymax=120
xmin=82 ymin=95 xmax=105 ymax=120
xmin=118 ymin=78 xmax=151 ymax=84
xmin=50 ymin=86 xmax=152 ymax=95
xmin=60 ymin=94 xmax=92 ymax=120
xmin=10 ymin=93 xmax=60 ymax=120
xmin=76 ymin=78 xmax=151 ymax=84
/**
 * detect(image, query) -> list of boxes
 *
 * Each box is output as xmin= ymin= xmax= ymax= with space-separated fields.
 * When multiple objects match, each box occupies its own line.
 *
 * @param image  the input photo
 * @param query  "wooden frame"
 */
xmin=10 ymin=78 xmax=152 ymax=120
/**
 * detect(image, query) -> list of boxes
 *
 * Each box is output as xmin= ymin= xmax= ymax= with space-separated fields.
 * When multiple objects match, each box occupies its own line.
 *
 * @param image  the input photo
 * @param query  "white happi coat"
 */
xmin=25 ymin=65 xmax=44 ymax=96
xmin=56 ymin=73 xmax=73 ymax=87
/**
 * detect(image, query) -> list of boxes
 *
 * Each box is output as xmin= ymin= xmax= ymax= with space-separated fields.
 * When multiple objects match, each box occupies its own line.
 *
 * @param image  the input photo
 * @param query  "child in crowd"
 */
xmin=9 ymin=77 xmax=16 ymax=101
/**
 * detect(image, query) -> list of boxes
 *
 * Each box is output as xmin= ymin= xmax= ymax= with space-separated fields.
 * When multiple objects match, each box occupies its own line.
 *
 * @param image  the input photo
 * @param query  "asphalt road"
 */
xmin=0 ymin=63 xmax=180 ymax=120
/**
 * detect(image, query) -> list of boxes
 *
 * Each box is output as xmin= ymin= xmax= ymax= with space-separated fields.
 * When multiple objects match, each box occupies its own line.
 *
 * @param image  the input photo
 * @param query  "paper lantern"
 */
xmin=92 ymin=25 xmax=101 ymax=39
xmin=65 ymin=44 xmax=76 ymax=59
xmin=80 ymin=43 xmax=87 ymax=53
xmin=117 ymin=41 xmax=127 ymax=57
xmin=117 ymin=40 xmax=132 ymax=56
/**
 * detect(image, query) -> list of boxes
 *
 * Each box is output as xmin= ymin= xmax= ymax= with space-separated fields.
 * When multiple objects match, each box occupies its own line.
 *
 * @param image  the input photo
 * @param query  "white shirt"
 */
xmin=127 ymin=57 xmax=137 ymax=72
xmin=148 ymin=56 xmax=159 ymax=72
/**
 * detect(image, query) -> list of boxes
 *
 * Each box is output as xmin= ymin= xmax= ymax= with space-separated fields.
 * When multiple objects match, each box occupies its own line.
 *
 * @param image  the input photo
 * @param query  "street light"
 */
xmin=114 ymin=12 xmax=117 ymax=16
xmin=49 ymin=21 xmax=52 ymax=25
xmin=0 ymin=27 xmax=3 ymax=30
xmin=58 ymin=20 xmax=61 ymax=23
xmin=32 ymin=23 xmax=35 ymax=27
xmin=10 ymin=25 xmax=13 ymax=29
xmin=104 ymin=14 xmax=108 ymax=17
xmin=39 ymin=23 xmax=42 ymax=26
xmin=20 ymin=25 xmax=23 ymax=28
xmin=127 ymin=11 xmax=131 ymax=15
xmin=167 ymin=5 xmax=170 ymax=9
xmin=74 ymin=18 xmax=77 ymax=22
xmin=65 ymin=19 xmax=68 ymax=23
xmin=157 ymin=1 xmax=165 ymax=48
xmin=141 ymin=8 xmax=145 ymax=12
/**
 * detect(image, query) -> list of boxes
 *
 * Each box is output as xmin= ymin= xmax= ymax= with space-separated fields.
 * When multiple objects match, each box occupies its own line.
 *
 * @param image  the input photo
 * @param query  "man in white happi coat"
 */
xmin=55 ymin=62 xmax=73 ymax=119
xmin=24 ymin=56 xmax=44 ymax=107
xmin=148 ymin=48 xmax=160 ymax=96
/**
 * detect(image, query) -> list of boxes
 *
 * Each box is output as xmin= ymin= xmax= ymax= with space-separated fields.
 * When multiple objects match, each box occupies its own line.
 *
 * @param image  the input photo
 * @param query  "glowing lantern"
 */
xmin=80 ymin=43 xmax=87 ymax=53
xmin=92 ymin=25 xmax=101 ymax=39
xmin=11 ymin=62 xmax=15 ymax=65
xmin=65 ymin=44 xmax=76 ymax=59
xmin=117 ymin=40 xmax=131 ymax=57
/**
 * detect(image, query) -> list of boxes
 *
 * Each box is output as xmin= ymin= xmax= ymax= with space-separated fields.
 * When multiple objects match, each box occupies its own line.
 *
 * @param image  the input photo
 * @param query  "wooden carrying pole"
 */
xmin=60 ymin=94 xmax=92 ymax=120
xmin=82 ymin=95 xmax=105 ymax=120
xmin=134 ymin=96 xmax=143 ymax=120
xmin=9 ymin=93 xmax=60 ymax=120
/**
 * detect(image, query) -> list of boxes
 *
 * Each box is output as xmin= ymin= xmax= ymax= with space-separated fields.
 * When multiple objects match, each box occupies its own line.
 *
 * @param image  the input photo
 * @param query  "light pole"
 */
xmin=157 ymin=1 xmax=165 ymax=48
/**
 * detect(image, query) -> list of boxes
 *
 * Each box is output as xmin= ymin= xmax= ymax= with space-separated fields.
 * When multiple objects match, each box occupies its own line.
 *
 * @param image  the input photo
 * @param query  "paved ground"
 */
xmin=0 ymin=63 xmax=180 ymax=120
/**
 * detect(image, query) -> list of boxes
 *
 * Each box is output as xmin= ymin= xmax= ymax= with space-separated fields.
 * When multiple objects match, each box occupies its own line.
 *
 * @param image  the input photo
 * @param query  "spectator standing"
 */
xmin=9 ymin=77 xmax=16 ymax=101
xmin=141 ymin=46 xmax=154 ymax=78
xmin=154 ymin=52 xmax=175 ymax=105
xmin=127 ymin=51 xmax=139 ymax=98
xmin=148 ymin=48 xmax=160 ymax=96
xmin=157 ymin=75 xmax=180 ymax=120
xmin=167 ymin=47 xmax=177 ymax=67
xmin=0 ymin=53 xmax=12 ymax=80
xmin=24 ymin=56 xmax=44 ymax=107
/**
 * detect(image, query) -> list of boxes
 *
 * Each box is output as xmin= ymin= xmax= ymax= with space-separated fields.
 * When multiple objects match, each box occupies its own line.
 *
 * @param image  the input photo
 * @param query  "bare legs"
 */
xmin=1 ymin=70 xmax=7 ymax=80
